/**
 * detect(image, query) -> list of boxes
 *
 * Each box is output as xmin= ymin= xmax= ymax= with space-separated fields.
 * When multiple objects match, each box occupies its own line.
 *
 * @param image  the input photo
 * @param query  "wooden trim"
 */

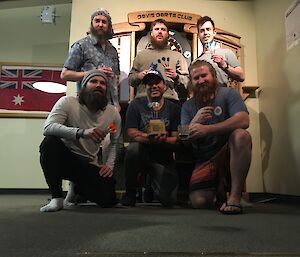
xmin=0 ymin=62 xmax=62 ymax=68
xmin=192 ymin=33 xmax=198 ymax=60
xmin=0 ymin=112 xmax=48 ymax=118
xmin=113 ymin=22 xmax=146 ymax=35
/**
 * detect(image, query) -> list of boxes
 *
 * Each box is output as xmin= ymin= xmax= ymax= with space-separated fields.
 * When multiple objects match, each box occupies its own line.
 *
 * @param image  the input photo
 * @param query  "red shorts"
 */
xmin=189 ymin=144 xmax=229 ymax=193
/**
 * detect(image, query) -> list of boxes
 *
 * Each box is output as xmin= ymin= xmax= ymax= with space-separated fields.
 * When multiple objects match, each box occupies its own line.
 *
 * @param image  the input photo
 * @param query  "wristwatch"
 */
xmin=76 ymin=128 xmax=85 ymax=139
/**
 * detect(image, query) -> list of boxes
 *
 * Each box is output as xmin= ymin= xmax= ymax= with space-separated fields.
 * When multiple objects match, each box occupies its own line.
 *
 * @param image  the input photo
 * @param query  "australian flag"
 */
xmin=0 ymin=67 xmax=65 ymax=112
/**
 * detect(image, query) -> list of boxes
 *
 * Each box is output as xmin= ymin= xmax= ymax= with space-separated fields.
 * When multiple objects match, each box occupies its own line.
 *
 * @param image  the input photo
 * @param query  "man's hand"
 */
xmin=137 ymin=69 xmax=150 ymax=81
xmin=98 ymin=67 xmax=114 ymax=77
xmin=83 ymin=127 xmax=106 ymax=143
xmin=211 ymin=54 xmax=227 ymax=69
xmin=191 ymin=106 xmax=214 ymax=124
xmin=99 ymin=165 xmax=113 ymax=177
xmin=189 ymin=123 xmax=210 ymax=139
xmin=165 ymin=67 xmax=178 ymax=80
xmin=148 ymin=133 xmax=167 ymax=143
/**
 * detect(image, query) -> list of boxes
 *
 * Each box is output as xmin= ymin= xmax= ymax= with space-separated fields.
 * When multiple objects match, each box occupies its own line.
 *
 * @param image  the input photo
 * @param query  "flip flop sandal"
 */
xmin=220 ymin=203 xmax=243 ymax=215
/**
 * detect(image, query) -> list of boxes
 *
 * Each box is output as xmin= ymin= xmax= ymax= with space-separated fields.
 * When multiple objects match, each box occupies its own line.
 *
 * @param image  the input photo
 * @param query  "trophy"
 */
xmin=147 ymin=119 xmax=167 ymax=136
xmin=146 ymin=99 xmax=167 ymax=136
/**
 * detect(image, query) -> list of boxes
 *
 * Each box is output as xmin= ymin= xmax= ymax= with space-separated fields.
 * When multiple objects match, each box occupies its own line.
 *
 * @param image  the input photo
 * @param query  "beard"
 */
xmin=193 ymin=80 xmax=218 ymax=109
xmin=79 ymin=87 xmax=108 ymax=112
xmin=90 ymin=25 xmax=109 ymax=41
xmin=151 ymin=35 xmax=168 ymax=49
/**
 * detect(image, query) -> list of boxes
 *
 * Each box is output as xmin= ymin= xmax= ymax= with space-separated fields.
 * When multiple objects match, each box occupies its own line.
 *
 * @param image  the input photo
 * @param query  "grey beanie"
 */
xmin=91 ymin=8 xmax=111 ymax=21
xmin=90 ymin=8 xmax=114 ymax=39
xmin=81 ymin=69 xmax=107 ymax=88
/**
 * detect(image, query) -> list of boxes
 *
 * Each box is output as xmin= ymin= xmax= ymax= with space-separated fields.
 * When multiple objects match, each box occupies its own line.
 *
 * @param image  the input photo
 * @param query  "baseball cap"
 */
xmin=142 ymin=69 xmax=164 ymax=84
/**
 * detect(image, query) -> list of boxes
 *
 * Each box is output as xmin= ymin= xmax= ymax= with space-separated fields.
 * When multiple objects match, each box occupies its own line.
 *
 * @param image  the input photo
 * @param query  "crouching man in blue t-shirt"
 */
xmin=181 ymin=60 xmax=251 ymax=214
xmin=121 ymin=68 xmax=181 ymax=207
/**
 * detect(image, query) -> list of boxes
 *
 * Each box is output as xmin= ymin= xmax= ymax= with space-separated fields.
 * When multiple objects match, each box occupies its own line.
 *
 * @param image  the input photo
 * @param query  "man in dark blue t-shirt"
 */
xmin=121 ymin=68 xmax=180 ymax=207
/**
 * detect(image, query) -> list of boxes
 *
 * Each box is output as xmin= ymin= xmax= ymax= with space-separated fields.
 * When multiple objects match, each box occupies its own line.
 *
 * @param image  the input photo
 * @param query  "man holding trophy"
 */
xmin=181 ymin=60 xmax=251 ymax=214
xmin=121 ymin=67 xmax=180 ymax=207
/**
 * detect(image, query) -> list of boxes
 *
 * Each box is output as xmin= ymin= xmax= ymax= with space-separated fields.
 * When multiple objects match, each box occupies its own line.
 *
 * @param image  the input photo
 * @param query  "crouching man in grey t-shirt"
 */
xmin=39 ymin=69 xmax=121 ymax=212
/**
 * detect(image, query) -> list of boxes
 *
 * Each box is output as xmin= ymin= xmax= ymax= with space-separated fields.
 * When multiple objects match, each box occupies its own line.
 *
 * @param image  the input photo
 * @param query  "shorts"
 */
xmin=189 ymin=144 xmax=229 ymax=193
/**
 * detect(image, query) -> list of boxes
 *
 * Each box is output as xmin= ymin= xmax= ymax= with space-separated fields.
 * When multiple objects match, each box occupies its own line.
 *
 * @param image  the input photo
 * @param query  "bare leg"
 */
xmin=190 ymin=190 xmax=215 ymax=209
xmin=220 ymin=129 xmax=252 ymax=213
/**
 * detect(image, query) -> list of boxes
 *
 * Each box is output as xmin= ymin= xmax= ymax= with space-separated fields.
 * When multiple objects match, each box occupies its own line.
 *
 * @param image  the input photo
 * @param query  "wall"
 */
xmin=0 ymin=0 xmax=276 ymax=192
xmin=0 ymin=2 xmax=71 ymax=188
xmin=69 ymin=0 xmax=262 ymax=193
xmin=0 ymin=2 xmax=71 ymax=64
xmin=254 ymin=0 xmax=300 ymax=195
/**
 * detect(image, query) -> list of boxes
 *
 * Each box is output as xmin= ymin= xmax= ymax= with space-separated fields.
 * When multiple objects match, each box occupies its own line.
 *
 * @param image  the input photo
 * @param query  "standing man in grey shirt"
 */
xmin=61 ymin=8 xmax=120 ymax=111
xmin=196 ymin=16 xmax=245 ymax=86
xmin=39 ymin=70 xmax=121 ymax=212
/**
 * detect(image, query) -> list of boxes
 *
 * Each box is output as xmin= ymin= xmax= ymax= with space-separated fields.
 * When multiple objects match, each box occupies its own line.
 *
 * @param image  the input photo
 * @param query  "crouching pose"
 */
xmin=121 ymin=68 xmax=180 ymax=207
xmin=39 ymin=69 xmax=121 ymax=212
xmin=181 ymin=60 xmax=251 ymax=214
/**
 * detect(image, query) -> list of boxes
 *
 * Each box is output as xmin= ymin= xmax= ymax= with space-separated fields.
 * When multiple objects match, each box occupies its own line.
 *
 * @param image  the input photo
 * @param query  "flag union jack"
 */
xmin=0 ymin=69 xmax=42 ymax=90
xmin=0 ymin=67 xmax=65 ymax=112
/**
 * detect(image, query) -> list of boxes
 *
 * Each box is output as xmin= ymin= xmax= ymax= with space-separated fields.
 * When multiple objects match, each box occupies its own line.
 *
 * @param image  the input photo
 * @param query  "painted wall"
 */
xmin=68 ymin=0 xmax=263 ymax=193
xmin=254 ymin=0 xmax=300 ymax=195
xmin=2 ymin=0 xmax=299 ymax=196
xmin=0 ymin=3 xmax=71 ymax=64
xmin=0 ymin=2 xmax=71 ymax=188
xmin=0 ymin=0 xmax=262 ymax=191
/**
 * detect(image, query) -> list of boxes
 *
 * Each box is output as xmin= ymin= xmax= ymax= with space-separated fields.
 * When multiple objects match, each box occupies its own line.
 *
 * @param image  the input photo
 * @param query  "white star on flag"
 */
xmin=12 ymin=94 xmax=25 ymax=106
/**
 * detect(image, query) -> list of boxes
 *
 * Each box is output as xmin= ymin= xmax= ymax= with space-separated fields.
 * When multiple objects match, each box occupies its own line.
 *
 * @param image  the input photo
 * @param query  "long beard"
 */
xmin=193 ymin=81 xmax=218 ymax=109
xmin=90 ymin=25 xmax=109 ymax=41
xmin=79 ymin=87 xmax=108 ymax=112
xmin=151 ymin=36 xmax=168 ymax=49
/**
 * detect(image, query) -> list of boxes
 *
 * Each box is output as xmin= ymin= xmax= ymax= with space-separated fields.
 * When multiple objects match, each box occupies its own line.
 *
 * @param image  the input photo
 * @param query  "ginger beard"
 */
xmin=151 ymin=34 xmax=168 ymax=49
xmin=193 ymin=79 xmax=218 ymax=109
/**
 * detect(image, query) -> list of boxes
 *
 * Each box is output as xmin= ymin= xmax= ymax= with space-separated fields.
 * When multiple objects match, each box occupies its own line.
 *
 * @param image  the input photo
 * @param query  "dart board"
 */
xmin=136 ymin=30 xmax=192 ymax=65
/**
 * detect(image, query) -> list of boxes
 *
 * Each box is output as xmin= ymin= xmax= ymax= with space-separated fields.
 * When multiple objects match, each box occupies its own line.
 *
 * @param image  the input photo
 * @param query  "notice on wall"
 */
xmin=285 ymin=0 xmax=300 ymax=50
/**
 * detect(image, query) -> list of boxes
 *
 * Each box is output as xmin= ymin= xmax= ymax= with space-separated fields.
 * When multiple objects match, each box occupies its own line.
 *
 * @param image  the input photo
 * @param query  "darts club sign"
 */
xmin=128 ymin=10 xmax=200 ymax=24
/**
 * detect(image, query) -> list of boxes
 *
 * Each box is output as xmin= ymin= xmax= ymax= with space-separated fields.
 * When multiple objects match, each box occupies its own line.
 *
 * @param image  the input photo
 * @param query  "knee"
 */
xmin=229 ymin=129 xmax=252 ymax=150
xmin=189 ymin=191 xmax=214 ymax=209
xmin=40 ymin=136 xmax=63 ymax=154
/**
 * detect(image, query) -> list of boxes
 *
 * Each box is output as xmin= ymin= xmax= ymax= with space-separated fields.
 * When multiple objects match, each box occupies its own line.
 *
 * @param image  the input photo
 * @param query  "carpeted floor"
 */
xmin=1 ymin=194 xmax=300 ymax=257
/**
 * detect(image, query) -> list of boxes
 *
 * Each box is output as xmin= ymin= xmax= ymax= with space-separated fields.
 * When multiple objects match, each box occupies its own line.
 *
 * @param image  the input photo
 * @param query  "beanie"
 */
xmin=81 ymin=69 xmax=107 ymax=88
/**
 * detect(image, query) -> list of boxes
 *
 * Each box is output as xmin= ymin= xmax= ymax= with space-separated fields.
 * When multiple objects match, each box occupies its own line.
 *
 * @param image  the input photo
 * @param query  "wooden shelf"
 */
xmin=242 ymin=86 xmax=260 ymax=98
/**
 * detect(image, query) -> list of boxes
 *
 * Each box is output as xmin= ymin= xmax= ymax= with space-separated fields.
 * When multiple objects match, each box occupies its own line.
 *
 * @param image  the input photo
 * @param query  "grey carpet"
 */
xmin=1 ymin=194 xmax=300 ymax=257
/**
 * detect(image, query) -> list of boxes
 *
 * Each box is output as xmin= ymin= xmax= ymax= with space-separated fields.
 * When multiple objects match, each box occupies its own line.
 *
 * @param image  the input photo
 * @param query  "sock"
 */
xmin=40 ymin=198 xmax=64 ymax=212
xmin=64 ymin=182 xmax=76 ymax=206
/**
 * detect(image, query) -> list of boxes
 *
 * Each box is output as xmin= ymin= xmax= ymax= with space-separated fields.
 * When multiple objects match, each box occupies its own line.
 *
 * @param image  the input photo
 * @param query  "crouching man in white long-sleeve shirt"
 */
xmin=39 ymin=69 xmax=121 ymax=212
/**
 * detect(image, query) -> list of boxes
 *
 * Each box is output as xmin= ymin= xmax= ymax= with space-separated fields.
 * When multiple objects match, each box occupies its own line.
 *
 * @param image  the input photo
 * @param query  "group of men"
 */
xmin=39 ymin=9 xmax=251 ymax=215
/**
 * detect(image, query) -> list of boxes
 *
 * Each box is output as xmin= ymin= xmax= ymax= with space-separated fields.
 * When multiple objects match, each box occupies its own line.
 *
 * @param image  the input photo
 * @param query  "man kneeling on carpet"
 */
xmin=39 ymin=69 xmax=121 ymax=212
xmin=180 ymin=60 xmax=252 ymax=214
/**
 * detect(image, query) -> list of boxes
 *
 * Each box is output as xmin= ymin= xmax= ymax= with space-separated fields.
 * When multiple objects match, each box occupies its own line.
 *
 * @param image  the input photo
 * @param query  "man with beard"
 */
xmin=181 ymin=60 xmax=251 ymax=214
xmin=196 ymin=16 xmax=244 ymax=86
xmin=121 ymin=68 xmax=180 ymax=207
xmin=61 ymin=8 xmax=120 ymax=110
xmin=61 ymin=9 xmax=122 ymax=204
xmin=129 ymin=19 xmax=189 ymax=104
xmin=39 ymin=70 xmax=121 ymax=212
